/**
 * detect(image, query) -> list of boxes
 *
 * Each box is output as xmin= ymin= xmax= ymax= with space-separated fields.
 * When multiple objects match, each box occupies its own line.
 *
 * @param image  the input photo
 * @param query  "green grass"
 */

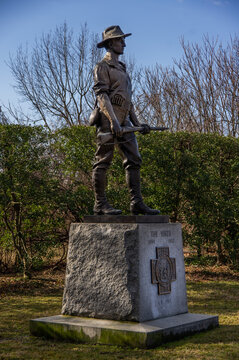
xmin=0 ymin=270 xmax=239 ymax=359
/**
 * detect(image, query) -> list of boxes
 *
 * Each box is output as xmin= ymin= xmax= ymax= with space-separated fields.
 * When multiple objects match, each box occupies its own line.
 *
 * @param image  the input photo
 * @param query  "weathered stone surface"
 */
xmin=30 ymin=313 xmax=219 ymax=348
xmin=62 ymin=222 xmax=188 ymax=322
xmin=62 ymin=223 xmax=140 ymax=320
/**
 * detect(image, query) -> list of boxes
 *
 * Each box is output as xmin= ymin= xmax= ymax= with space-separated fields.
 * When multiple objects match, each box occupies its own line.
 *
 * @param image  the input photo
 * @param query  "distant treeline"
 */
xmin=0 ymin=124 xmax=238 ymax=277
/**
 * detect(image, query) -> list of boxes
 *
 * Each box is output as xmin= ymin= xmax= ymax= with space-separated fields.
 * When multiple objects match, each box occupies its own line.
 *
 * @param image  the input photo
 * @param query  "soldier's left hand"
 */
xmin=140 ymin=123 xmax=150 ymax=135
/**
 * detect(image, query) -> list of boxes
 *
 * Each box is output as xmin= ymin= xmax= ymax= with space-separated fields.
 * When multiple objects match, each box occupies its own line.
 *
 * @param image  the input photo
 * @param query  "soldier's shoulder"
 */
xmin=94 ymin=59 xmax=109 ymax=69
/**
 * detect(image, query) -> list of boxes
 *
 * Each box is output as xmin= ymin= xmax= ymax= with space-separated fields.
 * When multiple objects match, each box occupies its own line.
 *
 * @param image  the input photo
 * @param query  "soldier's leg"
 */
xmin=92 ymin=138 xmax=122 ymax=215
xmin=118 ymin=133 xmax=160 ymax=215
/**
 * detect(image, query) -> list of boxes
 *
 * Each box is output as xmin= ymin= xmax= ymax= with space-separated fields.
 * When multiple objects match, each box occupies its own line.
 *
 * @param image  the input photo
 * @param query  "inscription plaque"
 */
xmin=161 ymin=230 xmax=171 ymax=237
xmin=151 ymin=247 xmax=176 ymax=295
xmin=151 ymin=231 xmax=158 ymax=237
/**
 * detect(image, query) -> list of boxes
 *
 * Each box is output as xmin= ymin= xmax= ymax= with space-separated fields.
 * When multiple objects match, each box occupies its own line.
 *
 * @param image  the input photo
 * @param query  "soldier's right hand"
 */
xmin=111 ymin=120 xmax=123 ymax=137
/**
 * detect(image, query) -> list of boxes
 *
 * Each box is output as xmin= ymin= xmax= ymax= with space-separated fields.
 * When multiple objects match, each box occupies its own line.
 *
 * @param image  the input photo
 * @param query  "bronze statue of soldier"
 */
xmin=91 ymin=25 xmax=160 ymax=216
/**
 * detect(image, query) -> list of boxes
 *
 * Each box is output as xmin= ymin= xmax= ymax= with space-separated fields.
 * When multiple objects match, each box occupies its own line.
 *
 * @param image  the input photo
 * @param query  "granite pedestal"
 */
xmin=30 ymin=216 xmax=218 ymax=348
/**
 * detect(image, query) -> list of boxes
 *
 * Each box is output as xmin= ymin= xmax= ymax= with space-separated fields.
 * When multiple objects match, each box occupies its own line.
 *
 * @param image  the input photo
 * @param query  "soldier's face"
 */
xmin=110 ymin=37 xmax=126 ymax=55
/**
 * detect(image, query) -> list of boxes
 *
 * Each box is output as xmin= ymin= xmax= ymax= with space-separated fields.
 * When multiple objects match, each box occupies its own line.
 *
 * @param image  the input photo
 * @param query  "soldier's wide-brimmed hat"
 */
xmin=97 ymin=25 xmax=132 ymax=48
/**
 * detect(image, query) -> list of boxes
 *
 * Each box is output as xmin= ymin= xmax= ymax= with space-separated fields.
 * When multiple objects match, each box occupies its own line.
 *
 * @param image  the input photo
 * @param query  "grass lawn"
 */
xmin=0 ymin=265 xmax=239 ymax=360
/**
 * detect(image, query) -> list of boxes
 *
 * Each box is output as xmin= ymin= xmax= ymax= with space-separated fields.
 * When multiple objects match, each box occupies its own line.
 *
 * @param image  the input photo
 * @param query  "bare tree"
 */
xmin=215 ymin=35 xmax=239 ymax=136
xmin=136 ymin=35 xmax=239 ymax=136
xmin=0 ymin=106 xmax=9 ymax=124
xmin=9 ymin=23 xmax=102 ymax=129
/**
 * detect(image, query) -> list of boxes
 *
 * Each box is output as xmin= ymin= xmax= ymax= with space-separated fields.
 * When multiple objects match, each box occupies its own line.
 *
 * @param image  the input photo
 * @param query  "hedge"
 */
xmin=0 ymin=124 xmax=238 ymax=274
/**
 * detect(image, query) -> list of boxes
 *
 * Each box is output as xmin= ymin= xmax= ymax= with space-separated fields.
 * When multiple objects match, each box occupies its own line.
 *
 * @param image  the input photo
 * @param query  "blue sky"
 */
xmin=0 ymin=0 xmax=238 ymax=111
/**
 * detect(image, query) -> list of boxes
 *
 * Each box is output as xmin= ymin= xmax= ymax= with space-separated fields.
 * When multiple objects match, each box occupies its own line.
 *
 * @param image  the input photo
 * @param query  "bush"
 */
xmin=0 ymin=125 xmax=64 ymax=276
xmin=0 ymin=125 xmax=238 ymax=273
xmin=138 ymin=132 xmax=239 ymax=267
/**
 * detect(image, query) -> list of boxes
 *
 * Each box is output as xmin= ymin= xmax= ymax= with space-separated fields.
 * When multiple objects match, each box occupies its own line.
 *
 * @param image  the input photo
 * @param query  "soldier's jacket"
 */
xmin=93 ymin=52 xmax=135 ymax=129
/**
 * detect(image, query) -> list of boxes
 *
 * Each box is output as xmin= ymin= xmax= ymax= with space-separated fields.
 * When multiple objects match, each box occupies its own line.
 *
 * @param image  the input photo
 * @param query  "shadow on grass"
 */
xmin=160 ymin=324 xmax=239 ymax=353
xmin=186 ymin=281 xmax=239 ymax=314
xmin=0 ymin=278 xmax=64 ymax=298
xmin=194 ymin=324 xmax=239 ymax=343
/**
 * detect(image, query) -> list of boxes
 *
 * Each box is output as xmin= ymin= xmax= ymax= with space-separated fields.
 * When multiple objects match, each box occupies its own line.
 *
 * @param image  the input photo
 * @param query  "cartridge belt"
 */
xmin=111 ymin=95 xmax=131 ymax=123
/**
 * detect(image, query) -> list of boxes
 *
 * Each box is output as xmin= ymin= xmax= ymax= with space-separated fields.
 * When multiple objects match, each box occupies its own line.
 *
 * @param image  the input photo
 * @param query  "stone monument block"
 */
xmin=62 ymin=217 xmax=187 ymax=322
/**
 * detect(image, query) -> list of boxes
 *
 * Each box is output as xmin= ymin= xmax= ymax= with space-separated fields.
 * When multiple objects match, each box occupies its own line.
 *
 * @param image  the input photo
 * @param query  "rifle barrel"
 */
xmin=122 ymin=126 xmax=169 ymax=134
xmin=150 ymin=126 xmax=169 ymax=131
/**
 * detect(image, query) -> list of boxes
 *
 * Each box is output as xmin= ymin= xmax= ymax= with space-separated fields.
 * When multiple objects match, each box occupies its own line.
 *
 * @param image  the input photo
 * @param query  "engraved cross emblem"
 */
xmin=151 ymin=247 xmax=176 ymax=295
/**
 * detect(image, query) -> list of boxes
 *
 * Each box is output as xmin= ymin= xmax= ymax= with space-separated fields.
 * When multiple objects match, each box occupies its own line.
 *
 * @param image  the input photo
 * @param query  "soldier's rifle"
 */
xmin=98 ymin=126 xmax=169 ymax=145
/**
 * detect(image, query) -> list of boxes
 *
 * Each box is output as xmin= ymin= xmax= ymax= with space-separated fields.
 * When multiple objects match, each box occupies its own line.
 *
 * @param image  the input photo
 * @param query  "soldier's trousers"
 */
xmin=93 ymin=131 xmax=142 ymax=170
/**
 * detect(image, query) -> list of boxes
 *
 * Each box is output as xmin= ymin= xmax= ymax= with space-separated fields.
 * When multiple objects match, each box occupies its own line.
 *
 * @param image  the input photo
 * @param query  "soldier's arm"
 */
xmin=129 ymin=103 xmax=150 ymax=134
xmin=129 ymin=103 xmax=141 ymax=126
xmin=93 ymin=63 xmax=122 ymax=136
xmin=97 ymin=93 xmax=122 ymax=136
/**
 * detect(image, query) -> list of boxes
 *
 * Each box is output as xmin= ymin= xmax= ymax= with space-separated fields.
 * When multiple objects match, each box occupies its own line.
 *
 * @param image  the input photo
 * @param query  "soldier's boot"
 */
xmin=92 ymin=168 xmax=122 ymax=215
xmin=126 ymin=167 xmax=160 ymax=215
